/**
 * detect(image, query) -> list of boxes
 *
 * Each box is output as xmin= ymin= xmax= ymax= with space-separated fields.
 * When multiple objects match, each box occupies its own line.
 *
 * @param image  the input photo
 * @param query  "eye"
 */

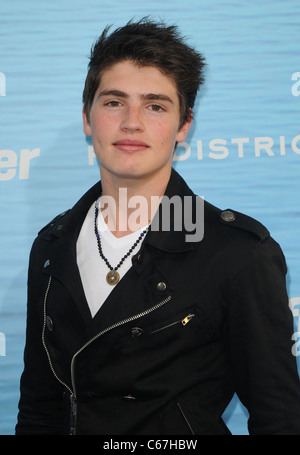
xmin=105 ymin=100 xmax=122 ymax=107
xmin=148 ymin=104 xmax=165 ymax=112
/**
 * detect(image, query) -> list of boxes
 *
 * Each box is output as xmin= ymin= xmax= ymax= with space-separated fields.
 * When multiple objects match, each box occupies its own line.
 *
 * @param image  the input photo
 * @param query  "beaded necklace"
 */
xmin=94 ymin=200 xmax=148 ymax=285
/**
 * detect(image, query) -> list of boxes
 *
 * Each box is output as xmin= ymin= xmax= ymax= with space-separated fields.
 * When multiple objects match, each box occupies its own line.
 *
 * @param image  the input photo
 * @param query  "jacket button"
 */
xmin=123 ymin=394 xmax=136 ymax=401
xmin=46 ymin=316 xmax=54 ymax=331
xmin=221 ymin=210 xmax=236 ymax=222
xmin=56 ymin=224 xmax=63 ymax=231
xmin=130 ymin=327 xmax=143 ymax=338
xmin=156 ymin=281 xmax=167 ymax=291
xmin=43 ymin=259 xmax=50 ymax=268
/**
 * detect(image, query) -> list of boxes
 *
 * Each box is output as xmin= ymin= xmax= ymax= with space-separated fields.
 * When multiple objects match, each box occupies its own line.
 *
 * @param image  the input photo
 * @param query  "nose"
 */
xmin=120 ymin=105 xmax=144 ymax=133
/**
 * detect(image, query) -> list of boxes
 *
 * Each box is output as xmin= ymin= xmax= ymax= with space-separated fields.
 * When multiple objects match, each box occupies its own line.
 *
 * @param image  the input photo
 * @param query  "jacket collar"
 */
xmin=42 ymin=168 xmax=197 ymax=253
xmin=145 ymin=168 xmax=196 ymax=253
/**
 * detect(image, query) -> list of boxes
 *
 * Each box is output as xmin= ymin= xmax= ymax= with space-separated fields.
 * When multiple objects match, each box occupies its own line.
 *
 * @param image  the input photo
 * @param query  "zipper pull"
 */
xmin=181 ymin=313 xmax=195 ymax=326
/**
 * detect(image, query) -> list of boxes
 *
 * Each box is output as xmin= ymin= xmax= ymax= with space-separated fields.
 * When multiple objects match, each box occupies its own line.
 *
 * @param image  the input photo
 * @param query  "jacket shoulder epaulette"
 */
xmin=218 ymin=209 xmax=270 ymax=241
xmin=37 ymin=210 xmax=70 ymax=235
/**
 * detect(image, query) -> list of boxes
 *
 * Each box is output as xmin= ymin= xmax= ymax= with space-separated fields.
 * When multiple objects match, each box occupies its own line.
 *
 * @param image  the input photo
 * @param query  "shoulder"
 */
xmin=27 ymin=209 xmax=71 ymax=273
xmin=218 ymin=208 xmax=270 ymax=242
xmin=202 ymin=202 xmax=280 ymax=264
xmin=35 ymin=180 xmax=101 ymax=238
xmin=204 ymin=201 xmax=270 ymax=242
xmin=202 ymin=202 xmax=287 ymax=277
xmin=37 ymin=209 xmax=70 ymax=236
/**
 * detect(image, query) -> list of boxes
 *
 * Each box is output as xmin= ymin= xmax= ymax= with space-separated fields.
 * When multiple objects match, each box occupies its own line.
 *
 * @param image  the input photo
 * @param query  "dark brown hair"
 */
xmin=82 ymin=18 xmax=206 ymax=127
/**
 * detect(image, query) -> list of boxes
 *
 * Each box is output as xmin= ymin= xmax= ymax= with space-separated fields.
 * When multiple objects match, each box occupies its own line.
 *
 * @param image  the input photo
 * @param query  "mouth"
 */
xmin=113 ymin=139 xmax=150 ymax=152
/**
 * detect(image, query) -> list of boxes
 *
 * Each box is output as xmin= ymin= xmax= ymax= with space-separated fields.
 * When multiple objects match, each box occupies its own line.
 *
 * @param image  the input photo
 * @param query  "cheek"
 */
xmin=158 ymin=126 xmax=181 ymax=147
xmin=90 ymin=115 xmax=115 ymax=138
xmin=155 ymin=120 xmax=178 ymax=139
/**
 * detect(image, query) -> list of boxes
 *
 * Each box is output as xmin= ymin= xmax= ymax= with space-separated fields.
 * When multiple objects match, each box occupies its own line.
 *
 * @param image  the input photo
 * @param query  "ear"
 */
xmin=176 ymin=111 xmax=193 ymax=143
xmin=82 ymin=107 xmax=92 ymax=136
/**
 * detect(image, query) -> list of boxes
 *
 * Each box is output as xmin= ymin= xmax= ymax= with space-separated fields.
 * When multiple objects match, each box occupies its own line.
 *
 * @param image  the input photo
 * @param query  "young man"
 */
xmin=16 ymin=19 xmax=300 ymax=435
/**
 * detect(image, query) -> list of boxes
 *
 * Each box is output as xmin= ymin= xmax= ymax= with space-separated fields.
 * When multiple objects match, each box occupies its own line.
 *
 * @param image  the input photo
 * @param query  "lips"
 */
xmin=113 ymin=139 xmax=149 ymax=152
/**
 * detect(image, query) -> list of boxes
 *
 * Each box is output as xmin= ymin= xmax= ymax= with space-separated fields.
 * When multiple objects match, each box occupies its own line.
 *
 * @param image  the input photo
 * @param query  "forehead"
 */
xmin=97 ymin=60 xmax=179 ymax=98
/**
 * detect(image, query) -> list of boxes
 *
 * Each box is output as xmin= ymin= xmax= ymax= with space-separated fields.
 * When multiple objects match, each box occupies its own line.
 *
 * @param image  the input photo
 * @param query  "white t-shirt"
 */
xmin=76 ymin=201 xmax=148 ymax=317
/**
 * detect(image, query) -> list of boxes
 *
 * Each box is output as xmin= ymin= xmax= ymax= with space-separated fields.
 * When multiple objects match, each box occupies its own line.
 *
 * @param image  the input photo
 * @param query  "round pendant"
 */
xmin=106 ymin=270 xmax=120 ymax=285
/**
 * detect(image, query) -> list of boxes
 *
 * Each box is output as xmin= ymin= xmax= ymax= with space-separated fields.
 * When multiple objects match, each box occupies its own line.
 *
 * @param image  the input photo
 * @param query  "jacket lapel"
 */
xmin=41 ymin=182 xmax=101 ymax=325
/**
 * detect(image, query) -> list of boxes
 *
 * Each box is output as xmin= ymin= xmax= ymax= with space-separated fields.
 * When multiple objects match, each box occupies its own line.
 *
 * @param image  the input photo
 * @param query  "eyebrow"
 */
xmin=97 ymin=89 xmax=174 ymax=104
xmin=144 ymin=93 xmax=174 ymax=104
xmin=98 ymin=89 xmax=127 ymax=99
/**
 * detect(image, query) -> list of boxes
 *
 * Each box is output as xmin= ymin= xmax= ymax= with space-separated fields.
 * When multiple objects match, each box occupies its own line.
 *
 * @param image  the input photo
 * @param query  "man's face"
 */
xmin=83 ymin=60 xmax=192 ymax=183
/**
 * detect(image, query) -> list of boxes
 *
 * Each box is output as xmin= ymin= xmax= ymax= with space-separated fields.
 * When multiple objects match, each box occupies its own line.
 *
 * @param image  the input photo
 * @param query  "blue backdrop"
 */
xmin=0 ymin=0 xmax=299 ymax=435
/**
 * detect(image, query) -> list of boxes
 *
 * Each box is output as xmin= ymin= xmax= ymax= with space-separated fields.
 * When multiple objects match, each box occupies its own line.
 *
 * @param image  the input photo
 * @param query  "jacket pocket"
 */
xmin=146 ymin=306 xmax=202 ymax=336
xmin=119 ymin=305 xmax=212 ymax=354
xmin=149 ymin=313 xmax=196 ymax=334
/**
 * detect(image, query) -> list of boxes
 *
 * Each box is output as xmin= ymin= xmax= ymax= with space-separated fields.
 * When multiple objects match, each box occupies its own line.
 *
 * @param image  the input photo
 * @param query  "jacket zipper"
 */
xmin=149 ymin=313 xmax=195 ymax=334
xmin=42 ymin=275 xmax=171 ymax=434
xmin=69 ymin=394 xmax=77 ymax=435
xmin=42 ymin=276 xmax=77 ymax=434
xmin=70 ymin=294 xmax=172 ymax=399
xmin=42 ymin=276 xmax=73 ymax=395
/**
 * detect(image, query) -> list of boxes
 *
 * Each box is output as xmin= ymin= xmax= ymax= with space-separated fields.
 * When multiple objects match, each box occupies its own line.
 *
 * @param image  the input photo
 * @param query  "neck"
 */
xmin=99 ymin=168 xmax=171 ymax=238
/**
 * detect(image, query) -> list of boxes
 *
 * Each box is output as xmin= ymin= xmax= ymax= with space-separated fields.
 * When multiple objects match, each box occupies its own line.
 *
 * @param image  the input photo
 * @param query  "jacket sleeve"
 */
xmin=225 ymin=236 xmax=300 ymax=434
xmin=15 ymin=242 xmax=66 ymax=435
